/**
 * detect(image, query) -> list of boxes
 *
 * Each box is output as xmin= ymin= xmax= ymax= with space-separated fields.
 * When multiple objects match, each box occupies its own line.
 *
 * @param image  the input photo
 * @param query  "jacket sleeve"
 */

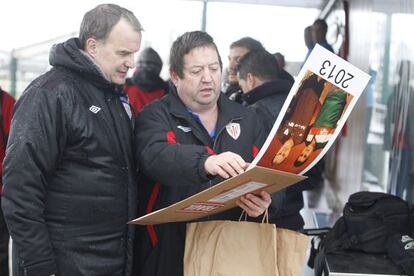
xmin=1 ymin=86 xmax=68 ymax=276
xmin=135 ymin=103 xmax=211 ymax=187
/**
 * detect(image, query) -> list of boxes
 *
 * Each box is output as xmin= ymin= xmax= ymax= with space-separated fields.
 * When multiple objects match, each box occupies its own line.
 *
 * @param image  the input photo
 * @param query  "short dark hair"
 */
xmin=313 ymin=19 xmax=328 ymax=35
xmin=136 ymin=47 xmax=163 ymax=75
xmin=79 ymin=4 xmax=143 ymax=49
xmin=230 ymin=37 xmax=265 ymax=52
xmin=237 ymin=50 xmax=281 ymax=82
xmin=169 ymin=31 xmax=222 ymax=79
xmin=304 ymin=25 xmax=314 ymax=49
xmin=273 ymin=52 xmax=285 ymax=68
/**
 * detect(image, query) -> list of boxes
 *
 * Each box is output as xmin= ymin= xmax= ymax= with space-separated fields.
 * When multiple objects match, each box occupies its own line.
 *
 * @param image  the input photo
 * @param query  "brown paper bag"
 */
xmin=276 ymin=228 xmax=309 ymax=276
xmin=184 ymin=216 xmax=309 ymax=276
xmin=184 ymin=220 xmax=279 ymax=276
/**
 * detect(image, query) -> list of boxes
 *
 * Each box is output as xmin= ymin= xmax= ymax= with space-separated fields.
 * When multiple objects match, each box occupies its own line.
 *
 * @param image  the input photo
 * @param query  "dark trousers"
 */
xmin=0 ymin=197 xmax=9 ymax=276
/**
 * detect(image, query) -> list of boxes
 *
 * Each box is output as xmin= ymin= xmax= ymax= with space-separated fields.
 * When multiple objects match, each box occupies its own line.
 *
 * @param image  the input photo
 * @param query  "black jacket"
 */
xmin=242 ymin=79 xmax=291 ymax=133
xmin=133 ymin=90 xmax=265 ymax=276
xmin=224 ymin=83 xmax=243 ymax=103
xmin=280 ymin=68 xmax=295 ymax=86
xmin=2 ymin=38 xmax=137 ymax=276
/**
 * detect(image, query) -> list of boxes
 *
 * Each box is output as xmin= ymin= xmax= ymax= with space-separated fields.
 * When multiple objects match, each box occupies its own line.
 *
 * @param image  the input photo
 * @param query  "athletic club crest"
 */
xmin=226 ymin=122 xmax=241 ymax=140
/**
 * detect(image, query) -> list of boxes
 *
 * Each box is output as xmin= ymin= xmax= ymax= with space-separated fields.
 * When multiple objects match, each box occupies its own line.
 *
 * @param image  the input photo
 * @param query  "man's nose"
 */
xmin=229 ymin=60 xmax=237 ymax=71
xmin=201 ymin=67 xmax=213 ymax=81
xmin=126 ymin=54 xmax=135 ymax=69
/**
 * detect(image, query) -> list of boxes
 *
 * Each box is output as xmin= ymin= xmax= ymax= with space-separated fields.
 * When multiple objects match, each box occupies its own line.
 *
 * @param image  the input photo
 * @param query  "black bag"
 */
xmin=387 ymin=233 xmax=414 ymax=276
xmin=311 ymin=191 xmax=411 ymax=276
xmin=343 ymin=191 xmax=410 ymax=253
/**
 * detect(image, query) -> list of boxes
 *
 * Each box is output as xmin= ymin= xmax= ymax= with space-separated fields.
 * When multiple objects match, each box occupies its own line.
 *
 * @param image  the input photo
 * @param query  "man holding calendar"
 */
xmin=133 ymin=31 xmax=271 ymax=276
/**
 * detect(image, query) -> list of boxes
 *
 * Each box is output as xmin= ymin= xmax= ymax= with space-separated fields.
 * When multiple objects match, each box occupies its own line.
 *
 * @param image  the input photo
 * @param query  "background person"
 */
xmin=272 ymin=52 xmax=295 ymax=85
xmin=0 ymin=87 xmax=15 ymax=276
xmin=312 ymin=18 xmax=334 ymax=53
xmin=385 ymin=60 xmax=414 ymax=204
xmin=124 ymin=47 xmax=168 ymax=113
xmin=303 ymin=25 xmax=315 ymax=64
xmin=237 ymin=49 xmax=291 ymax=133
xmin=224 ymin=37 xmax=265 ymax=103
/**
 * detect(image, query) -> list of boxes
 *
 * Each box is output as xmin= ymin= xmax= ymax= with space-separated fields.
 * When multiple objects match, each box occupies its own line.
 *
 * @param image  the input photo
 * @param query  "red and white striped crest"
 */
xmin=226 ymin=122 xmax=241 ymax=140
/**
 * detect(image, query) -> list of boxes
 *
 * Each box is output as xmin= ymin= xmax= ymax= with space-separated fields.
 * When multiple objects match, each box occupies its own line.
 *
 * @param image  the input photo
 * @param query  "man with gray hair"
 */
xmin=2 ymin=4 xmax=142 ymax=276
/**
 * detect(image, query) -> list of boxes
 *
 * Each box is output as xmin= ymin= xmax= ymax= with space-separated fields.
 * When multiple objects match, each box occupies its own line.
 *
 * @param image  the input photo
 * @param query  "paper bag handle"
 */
xmin=239 ymin=209 xmax=269 ymax=224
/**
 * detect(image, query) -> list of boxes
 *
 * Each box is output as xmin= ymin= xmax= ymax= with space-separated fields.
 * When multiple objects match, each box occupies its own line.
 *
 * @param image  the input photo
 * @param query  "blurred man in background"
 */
xmin=312 ymin=18 xmax=334 ymax=53
xmin=224 ymin=37 xmax=265 ymax=103
xmin=124 ymin=47 xmax=168 ymax=113
xmin=273 ymin=52 xmax=295 ymax=85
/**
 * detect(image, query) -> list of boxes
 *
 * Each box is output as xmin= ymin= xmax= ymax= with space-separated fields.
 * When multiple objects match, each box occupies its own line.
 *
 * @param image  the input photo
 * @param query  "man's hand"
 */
xmin=204 ymin=152 xmax=247 ymax=179
xmin=236 ymin=190 xmax=271 ymax=217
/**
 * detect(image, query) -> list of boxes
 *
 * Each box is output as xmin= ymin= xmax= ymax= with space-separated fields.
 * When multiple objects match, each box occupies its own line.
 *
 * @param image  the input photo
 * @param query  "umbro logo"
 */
xmin=177 ymin=125 xmax=192 ymax=133
xmin=89 ymin=105 xmax=101 ymax=114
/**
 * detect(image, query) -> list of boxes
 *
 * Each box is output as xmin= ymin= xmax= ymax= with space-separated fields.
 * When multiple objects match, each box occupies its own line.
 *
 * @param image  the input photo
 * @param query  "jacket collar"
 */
xmin=168 ymin=87 xmax=243 ymax=142
xmin=242 ymin=79 xmax=291 ymax=105
xmin=215 ymin=92 xmax=243 ymax=131
xmin=50 ymin=38 xmax=123 ymax=94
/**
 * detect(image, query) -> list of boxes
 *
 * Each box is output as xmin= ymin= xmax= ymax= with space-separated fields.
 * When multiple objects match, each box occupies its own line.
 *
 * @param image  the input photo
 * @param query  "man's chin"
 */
xmin=197 ymin=94 xmax=219 ymax=105
xmin=112 ymin=78 xmax=127 ymax=85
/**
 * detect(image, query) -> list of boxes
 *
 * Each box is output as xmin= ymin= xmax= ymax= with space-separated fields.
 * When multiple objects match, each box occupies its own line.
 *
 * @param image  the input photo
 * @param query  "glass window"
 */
xmin=206 ymin=2 xmax=319 ymax=66
xmin=364 ymin=11 xmax=414 ymax=205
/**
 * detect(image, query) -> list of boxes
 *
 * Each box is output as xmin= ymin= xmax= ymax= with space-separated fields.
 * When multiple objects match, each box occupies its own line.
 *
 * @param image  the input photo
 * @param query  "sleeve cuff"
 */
xmin=197 ymin=154 xmax=212 ymax=182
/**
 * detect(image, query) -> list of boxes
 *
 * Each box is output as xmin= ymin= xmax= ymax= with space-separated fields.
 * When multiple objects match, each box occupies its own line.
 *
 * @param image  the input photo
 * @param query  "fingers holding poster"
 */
xmin=251 ymin=44 xmax=370 ymax=175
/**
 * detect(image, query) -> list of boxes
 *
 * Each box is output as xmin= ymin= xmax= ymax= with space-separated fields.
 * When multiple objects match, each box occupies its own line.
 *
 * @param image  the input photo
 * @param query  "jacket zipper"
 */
xmin=208 ymin=117 xmax=242 ymax=189
xmin=206 ymin=116 xmax=242 ymax=220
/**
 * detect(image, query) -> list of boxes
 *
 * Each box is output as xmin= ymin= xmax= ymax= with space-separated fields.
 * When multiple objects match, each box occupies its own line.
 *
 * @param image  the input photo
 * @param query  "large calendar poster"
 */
xmin=251 ymin=44 xmax=371 ymax=175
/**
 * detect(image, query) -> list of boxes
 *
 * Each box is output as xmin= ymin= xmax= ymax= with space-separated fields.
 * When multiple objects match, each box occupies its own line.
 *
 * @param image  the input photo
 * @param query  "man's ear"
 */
xmin=170 ymin=71 xmax=179 ymax=87
xmin=246 ymin=73 xmax=255 ymax=89
xmin=85 ymin=37 xmax=99 ymax=57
